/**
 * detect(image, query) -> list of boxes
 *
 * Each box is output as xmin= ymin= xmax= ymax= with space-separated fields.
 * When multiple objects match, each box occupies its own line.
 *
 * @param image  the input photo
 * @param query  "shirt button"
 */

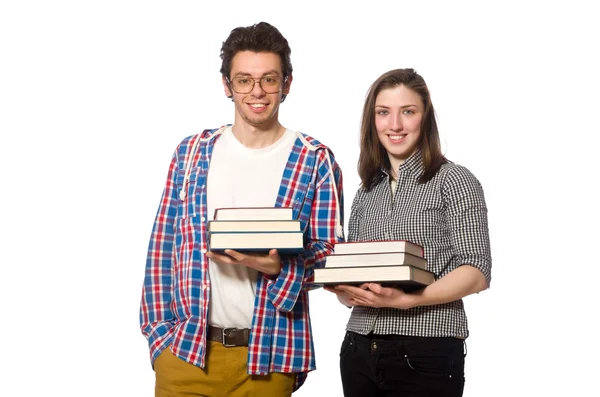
xmin=201 ymin=248 xmax=207 ymax=254
xmin=202 ymin=284 xmax=207 ymax=290
xmin=201 ymin=216 xmax=206 ymax=222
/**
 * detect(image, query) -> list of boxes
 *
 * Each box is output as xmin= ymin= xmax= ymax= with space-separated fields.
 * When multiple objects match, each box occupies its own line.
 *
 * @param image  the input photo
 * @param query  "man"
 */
xmin=140 ymin=22 xmax=344 ymax=396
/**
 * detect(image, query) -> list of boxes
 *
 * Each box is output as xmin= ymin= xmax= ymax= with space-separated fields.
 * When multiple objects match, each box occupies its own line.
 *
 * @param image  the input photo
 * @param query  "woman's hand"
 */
xmin=331 ymin=283 xmax=419 ymax=310
xmin=324 ymin=285 xmax=356 ymax=307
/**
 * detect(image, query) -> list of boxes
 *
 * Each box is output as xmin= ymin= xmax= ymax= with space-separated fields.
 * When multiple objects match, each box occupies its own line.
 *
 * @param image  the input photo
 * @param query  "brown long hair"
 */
xmin=358 ymin=68 xmax=447 ymax=190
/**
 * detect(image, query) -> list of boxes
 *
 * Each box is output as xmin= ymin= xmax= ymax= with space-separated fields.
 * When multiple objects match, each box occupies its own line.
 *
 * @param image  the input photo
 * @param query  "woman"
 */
xmin=326 ymin=68 xmax=491 ymax=397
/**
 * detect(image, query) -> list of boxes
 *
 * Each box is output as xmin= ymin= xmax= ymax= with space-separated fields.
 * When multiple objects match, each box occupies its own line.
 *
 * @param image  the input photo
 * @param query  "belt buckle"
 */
xmin=222 ymin=327 xmax=238 ymax=347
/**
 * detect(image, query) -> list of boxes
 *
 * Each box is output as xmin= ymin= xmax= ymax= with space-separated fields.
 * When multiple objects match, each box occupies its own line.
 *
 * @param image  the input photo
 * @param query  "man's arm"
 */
xmin=267 ymin=149 xmax=345 ymax=311
xmin=139 ymin=150 xmax=179 ymax=362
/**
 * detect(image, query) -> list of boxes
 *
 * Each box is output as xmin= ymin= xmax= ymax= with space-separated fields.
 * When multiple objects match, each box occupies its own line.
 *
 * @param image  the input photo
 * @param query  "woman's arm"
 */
xmin=333 ymin=264 xmax=487 ymax=309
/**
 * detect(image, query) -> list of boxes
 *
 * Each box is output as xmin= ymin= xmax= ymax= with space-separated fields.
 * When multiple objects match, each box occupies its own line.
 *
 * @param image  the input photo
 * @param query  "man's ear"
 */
xmin=283 ymin=74 xmax=293 ymax=96
xmin=222 ymin=76 xmax=233 ymax=99
xmin=281 ymin=74 xmax=293 ymax=102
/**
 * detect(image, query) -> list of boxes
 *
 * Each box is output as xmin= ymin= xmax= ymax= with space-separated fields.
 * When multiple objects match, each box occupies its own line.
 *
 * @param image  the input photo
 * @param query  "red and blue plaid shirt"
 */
xmin=140 ymin=127 xmax=344 ymax=391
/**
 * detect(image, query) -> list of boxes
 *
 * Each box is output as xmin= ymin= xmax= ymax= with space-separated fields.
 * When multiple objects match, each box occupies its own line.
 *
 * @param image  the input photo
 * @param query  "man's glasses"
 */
xmin=227 ymin=75 xmax=287 ymax=94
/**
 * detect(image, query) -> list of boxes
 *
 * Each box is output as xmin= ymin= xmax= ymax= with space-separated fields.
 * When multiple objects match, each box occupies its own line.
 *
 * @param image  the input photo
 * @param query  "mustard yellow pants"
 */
xmin=154 ymin=341 xmax=295 ymax=397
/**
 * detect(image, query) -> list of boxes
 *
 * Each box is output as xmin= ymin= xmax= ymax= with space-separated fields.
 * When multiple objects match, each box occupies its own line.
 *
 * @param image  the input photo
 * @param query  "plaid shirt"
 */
xmin=140 ymin=127 xmax=344 ymax=391
xmin=346 ymin=150 xmax=491 ymax=338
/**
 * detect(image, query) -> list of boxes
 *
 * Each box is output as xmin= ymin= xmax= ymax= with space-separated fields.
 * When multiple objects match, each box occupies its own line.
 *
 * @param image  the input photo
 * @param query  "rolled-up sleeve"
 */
xmin=443 ymin=165 xmax=492 ymax=285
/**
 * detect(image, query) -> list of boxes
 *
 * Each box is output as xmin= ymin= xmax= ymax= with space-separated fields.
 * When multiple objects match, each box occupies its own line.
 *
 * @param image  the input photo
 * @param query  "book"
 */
xmin=208 ymin=219 xmax=301 ymax=233
xmin=325 ymin=251 xmax=427 ymax=270
xmin=313 ymin=265 xmax=435 ymax=291
xmin=208 ymin=230 xmax=304 ymax=254
xmin=333 ymin=240 xmax=424 ymax=257
xmin=213 ymin=207 xmax=294 ymax=221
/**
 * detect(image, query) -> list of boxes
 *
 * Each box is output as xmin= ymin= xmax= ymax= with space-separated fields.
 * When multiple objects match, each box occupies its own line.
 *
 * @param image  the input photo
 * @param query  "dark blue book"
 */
xmin=208 ymin=230 xmax=304 ymax=255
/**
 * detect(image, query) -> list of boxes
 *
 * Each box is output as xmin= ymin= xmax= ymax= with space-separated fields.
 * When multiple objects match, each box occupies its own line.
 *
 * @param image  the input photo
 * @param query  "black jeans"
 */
xmin=340 ymin=331 xmax=465 ymax=397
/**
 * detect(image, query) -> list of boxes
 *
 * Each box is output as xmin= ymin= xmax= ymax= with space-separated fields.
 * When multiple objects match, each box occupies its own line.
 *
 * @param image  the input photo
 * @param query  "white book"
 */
xmin=334 ymin=240 xmax=424 ymax=257
xmin=209 ymin=231 xmax=303 ymax=254
xmin=213 ymin=207 xmax=294 ymax=221
xmin=208 ymin=219 xmax=301 ymax=232
xmin=313 ymin=265 xmax=434 ymax=291
xmin=325 ymin=252 xmax=427 ymax=270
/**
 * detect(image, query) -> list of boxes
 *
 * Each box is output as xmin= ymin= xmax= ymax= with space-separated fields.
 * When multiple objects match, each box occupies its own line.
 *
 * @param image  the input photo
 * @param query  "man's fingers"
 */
xmin=223 ymin=249 xmax=245 ymax=261
xmin=207 ymin=251 xmax=234 ymax=264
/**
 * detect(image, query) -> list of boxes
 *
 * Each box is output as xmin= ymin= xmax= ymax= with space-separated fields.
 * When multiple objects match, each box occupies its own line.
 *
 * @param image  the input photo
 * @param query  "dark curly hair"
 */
xmin=220 ymin=22 xmax=293 ymax=80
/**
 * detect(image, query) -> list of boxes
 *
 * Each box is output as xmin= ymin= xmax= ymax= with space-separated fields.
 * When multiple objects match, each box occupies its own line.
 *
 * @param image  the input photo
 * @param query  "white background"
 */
xmin=2 ymin=1 xmax=599 ymax=396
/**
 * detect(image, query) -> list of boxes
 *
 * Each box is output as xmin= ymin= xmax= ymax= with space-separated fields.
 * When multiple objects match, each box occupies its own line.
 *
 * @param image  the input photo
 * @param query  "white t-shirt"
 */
xmin=206 ymin=126 xmax=296 ymax=328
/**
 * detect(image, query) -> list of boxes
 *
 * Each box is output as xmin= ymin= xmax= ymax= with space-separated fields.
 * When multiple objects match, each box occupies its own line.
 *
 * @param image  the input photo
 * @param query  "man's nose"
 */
xmin=251 ymin=79 xmax=266 ymax=96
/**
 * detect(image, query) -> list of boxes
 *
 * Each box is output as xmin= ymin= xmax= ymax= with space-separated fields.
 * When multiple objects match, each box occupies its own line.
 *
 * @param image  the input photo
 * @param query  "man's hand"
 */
xmin=207 ymin=249 xmax=282 ymax=276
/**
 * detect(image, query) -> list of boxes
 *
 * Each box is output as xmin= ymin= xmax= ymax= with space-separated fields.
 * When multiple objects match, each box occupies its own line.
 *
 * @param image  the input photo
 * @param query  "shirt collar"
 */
xmin=381 ymin=150 xmax=423 ymax=179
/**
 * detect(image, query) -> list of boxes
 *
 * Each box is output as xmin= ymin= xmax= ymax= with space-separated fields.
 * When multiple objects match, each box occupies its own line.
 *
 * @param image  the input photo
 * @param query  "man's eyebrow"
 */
xmin=232 ymin=70 xmax=281 ymax=77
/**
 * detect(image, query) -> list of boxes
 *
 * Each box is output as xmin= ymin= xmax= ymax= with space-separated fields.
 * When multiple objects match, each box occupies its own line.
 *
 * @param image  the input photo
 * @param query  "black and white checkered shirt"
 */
xmin=346 ymin=151 xmax=492 ymax=338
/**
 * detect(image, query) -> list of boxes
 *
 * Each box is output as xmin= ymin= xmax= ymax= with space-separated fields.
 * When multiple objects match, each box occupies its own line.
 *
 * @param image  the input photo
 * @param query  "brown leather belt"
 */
xmin=207 ymin=325 xmax=250 ymax=347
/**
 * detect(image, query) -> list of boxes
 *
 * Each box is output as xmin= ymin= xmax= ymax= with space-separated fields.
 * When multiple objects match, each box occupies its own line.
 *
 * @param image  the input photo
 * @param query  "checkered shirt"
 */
xmin=346 ymin=151 xmax=491 ymax=338
xmin=140 ymin=127 xmax=344 ymax=391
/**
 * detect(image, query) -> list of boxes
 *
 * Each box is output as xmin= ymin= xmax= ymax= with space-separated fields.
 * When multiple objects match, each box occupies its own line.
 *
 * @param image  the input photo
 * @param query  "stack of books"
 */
xmin=208 ymin=207 xmax=304 ymax=255
xmin=313 ymin=240 xmax=435 ymax=291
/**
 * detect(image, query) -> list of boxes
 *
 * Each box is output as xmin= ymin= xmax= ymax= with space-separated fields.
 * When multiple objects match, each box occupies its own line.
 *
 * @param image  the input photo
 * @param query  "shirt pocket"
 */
xmin=175 ymin=166 xmax=205 ymax=220
xmin=173 ymin=166 xmax=205 ymax=267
